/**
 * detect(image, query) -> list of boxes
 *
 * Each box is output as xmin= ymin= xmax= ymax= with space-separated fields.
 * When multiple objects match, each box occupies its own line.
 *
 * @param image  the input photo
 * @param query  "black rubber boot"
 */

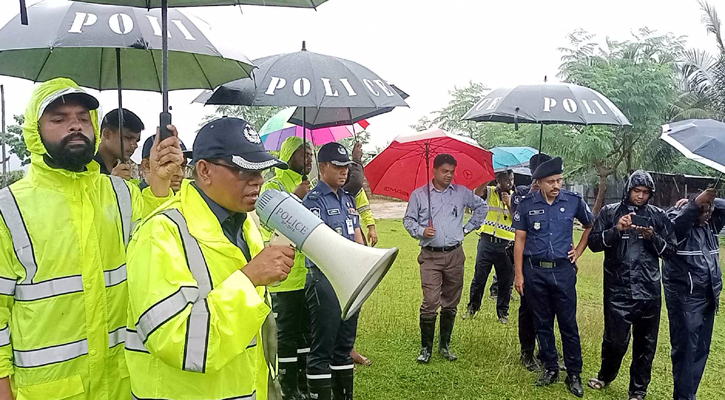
xmin=307 ymin=377 xmax=332 ymax=400
xmin=417 ymin=314 xmax=436 ymax=363
xmin=279 ymin=359 xmax=301 ymax=400
xmin=439 ymin=309 xmax=458 ymax=361
xmin=298 ymin=352 xmax=309 ymax=399
xmin=331 ymin=368 xmax=354 ymax=400
xmin=520 ymin=350 xmax=541 ymax=372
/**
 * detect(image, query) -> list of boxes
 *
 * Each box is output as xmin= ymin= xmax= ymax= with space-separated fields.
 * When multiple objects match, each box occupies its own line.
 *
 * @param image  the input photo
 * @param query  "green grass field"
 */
xmin=353 ymin=219 xmax=725 ymax=399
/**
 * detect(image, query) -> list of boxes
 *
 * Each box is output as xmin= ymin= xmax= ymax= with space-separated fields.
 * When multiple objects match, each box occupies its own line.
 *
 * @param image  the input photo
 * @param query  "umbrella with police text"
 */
xmin=0 ymin=0 xmax=255 ymax=159
xmin=463 ymin=83 xmax=631 ymax=153
xmin=194 ymin=41 xmax=409 ymax=178
xmin=365 ymin=129 xmax=494 ymax=224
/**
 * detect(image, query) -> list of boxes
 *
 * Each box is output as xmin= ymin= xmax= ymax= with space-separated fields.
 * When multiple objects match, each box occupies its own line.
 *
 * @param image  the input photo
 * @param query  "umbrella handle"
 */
xmin=159 ymin=112 xmax=173 ymax=140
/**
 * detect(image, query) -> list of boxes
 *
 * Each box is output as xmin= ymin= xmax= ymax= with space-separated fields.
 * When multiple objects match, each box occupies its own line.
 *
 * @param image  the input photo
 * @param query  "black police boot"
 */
xmin=298 ymin=353 xmax=309 ymax=399
xmin=307 ymin=376 xmax=332 ymax=400
xmin=565 ymin=374 xmax=584 ymax=398
xmin=331 ymin=368 xmax=354 ymax=400
xmin=438 ymin=309 xmax=458 ymax=361
xmin=417 ymin=314 xmax=436 ymax=363
xmin=520 ymin=350 xmax=541 ymax=372
xmin=536 ymin=369 xmax=559 ymax=386
xmin=279 ymin=360 xmax=302 ymax=400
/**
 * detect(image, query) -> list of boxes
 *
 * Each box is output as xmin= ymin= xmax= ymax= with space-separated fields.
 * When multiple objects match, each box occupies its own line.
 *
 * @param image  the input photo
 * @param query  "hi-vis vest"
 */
xmin=0 ymin=170 xmax=159 ymax=400
xmin=477 ymin=186 xmax=515 ymax=241
xmin=125 ymin=180 xmax=278 ymax=400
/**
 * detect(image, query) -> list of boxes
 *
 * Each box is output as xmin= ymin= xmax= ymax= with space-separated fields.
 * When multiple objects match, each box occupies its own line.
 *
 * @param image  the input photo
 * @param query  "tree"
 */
xmin=200 ymin=105 xmax=283 ymax=132
xmin=554 ymin=28 xmax=684 ymax=213
xmin=5 ymin=115 xmax=30 ymax=166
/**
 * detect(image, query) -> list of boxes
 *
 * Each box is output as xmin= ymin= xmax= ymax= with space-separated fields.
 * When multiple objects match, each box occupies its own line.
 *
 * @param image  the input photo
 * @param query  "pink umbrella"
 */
xmin=261 ymin=124 xmax=363 ymax=151
xmin=365 ymin=129 xmax=494 ymax=206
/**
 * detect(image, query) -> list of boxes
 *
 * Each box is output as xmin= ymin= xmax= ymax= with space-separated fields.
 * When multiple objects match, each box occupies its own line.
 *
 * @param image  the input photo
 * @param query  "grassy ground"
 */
xmin=353 ymin=219 xmax=725 ymax=400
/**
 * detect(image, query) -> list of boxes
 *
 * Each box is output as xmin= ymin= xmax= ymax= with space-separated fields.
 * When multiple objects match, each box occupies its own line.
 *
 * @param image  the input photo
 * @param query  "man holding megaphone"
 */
xmin=124 ymin=117 xmax=292 ymax=400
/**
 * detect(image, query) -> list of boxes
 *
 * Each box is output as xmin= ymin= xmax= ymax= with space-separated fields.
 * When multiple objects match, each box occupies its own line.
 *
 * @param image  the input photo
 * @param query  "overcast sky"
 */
xmin=0 ymin=0 xmax=720 ymax=169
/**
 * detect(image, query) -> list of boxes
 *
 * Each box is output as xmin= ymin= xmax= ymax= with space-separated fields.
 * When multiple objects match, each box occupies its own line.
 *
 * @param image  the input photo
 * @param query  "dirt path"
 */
xmin=370 ymin=201 xmax=408 ymax=219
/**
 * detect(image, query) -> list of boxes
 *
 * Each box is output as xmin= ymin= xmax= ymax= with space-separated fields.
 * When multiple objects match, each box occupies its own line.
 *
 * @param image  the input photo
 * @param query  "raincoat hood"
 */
xmin=623 ymin=170 xmax=655 ymax=207
xmin=275 ymin=136 xmax=305 ymax=179
xmin=23 ymin=78 xmax=101 ymax=161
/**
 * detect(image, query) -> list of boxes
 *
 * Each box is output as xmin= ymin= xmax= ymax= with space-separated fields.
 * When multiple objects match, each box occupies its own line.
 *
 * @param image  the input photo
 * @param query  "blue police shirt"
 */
xmin=512 ymin=189 xmax=594 ymax=261
xmin=302 ymin=180 xmax=360 ymax=267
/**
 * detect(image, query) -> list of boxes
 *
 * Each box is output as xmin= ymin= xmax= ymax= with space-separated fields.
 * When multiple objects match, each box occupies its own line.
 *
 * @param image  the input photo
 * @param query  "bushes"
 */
xmin=0 ymin=170 xmax=25 ymax=188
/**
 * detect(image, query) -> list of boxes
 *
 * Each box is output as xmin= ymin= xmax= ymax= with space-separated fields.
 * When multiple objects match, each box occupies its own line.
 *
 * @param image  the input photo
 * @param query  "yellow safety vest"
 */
xmin=0 ymin=78 xmax=170 ymax=400
xmin=477 ymin=186 xmax=515 ymax=241
xmin=126 ymin=180 xmax=277 ymax=400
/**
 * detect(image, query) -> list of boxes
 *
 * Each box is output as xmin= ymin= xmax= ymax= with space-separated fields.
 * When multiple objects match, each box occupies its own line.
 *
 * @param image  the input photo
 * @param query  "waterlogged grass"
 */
xmin=353 ymin=219 xmax=725 ymax=399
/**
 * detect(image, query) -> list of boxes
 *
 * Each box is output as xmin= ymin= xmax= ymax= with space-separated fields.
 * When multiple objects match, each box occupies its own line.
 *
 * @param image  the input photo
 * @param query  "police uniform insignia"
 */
xmin=514 ymin=211 xmax=521 ymax=222
xmin=335 ymin=227 xmax=344 ymax=235
xmin=560 ymin=207 xmax=565 ymax=212
xmin=243 ymin=125 xmax=261 ymax=144
xmin=338 ymin=146 xmax=347 ymax=155
xmin=327 ymin=208 xmax=340 ymax=216
xmin=311 ymin=207 xmax=321 ymax=218
xmin=534 ymin=221 xmax=541 ymax=230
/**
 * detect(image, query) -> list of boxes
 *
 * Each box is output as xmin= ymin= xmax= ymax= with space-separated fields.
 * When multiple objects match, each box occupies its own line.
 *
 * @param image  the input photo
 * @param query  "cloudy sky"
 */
xmin=0 ymin=0 xmax=719 ymax=169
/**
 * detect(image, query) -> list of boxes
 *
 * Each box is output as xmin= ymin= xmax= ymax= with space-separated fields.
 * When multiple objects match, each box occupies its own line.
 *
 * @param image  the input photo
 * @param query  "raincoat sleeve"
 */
xmin=355 ymin=190 xmax=375 ymax=227
xmin=588 ymin=206 xmax=621 ymax=252
xmin=130 ymin=181 xmax=173 ymax=221
xmin=673 ymin=201 xmax=701 ymax=241
xmin=127 ymin=215 xmax=270 ymax=373
xmin=463 ymin=188 xmax=488 ymax=233
xmin=403 ymin=191 xmax=426 ymax=239
xmin=343 ymin=162 xmax=364 ymax=196
xmin=0 ymin=225 xmax=19 ymax=378
xmin=645 ymin=209 xmax=677 ymax=260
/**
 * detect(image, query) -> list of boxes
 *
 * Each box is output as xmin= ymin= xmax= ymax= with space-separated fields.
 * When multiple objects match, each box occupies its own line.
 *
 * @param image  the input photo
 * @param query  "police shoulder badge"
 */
xmin=310 ymin=207 xmax=321 ymax=218
xmin=534 ymin=221 xmax=541 ymax=230
xmin=514 ymin=211 xmax=521 ymax=222
xmin=243 ymin=124 xmax=261 ymax=144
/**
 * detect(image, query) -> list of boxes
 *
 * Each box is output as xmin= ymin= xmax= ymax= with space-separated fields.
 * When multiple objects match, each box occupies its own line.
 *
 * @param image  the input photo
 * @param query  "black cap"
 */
xmin=193 ymin=117 xmax=287 ymax=171
xmin=39 ymin=88 xmax=99 ymax=118
xmin=142 ymin=135 xmax=192 ymax=160
xmin=532 ymin=157 xmax=563 ymax=179
xmin=529 ymin=153 xmax=551 ymax=174
xmin=318 ymin=142 xmax=354 ymax=166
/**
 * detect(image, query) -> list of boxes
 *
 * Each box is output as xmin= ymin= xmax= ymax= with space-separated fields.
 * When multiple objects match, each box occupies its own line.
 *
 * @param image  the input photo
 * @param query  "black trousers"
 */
xmin=271 ymin=289 xmax=311 ymax=398
xmin=519 ymin=295 xmax=537 ymax=354
xmin=665 ymin=290 xmax=716 ymax=400
xmin=598 ymin=297 xmax=660 ymax=398
xmin=467 ymin=236 xmax=514 ymax=318
xmin=305 ymin=267 xmax=359 ymax=378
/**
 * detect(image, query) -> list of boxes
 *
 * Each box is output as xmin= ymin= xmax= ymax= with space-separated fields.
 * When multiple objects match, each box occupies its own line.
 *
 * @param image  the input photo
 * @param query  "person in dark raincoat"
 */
xmin=587 ymin=170 xmax=677 ymax=400
xmin=664 ymin=188 xmax=724 ymax=400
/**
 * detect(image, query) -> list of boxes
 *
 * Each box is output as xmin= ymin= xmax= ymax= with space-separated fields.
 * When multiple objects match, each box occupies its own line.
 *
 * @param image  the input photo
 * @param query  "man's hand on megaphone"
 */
xmin=242 ymin=245 xmax=294 ymax=287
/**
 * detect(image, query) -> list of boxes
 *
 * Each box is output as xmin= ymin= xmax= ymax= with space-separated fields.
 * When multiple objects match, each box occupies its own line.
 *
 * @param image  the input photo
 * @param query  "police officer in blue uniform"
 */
xmin=302 ymin=142 xmax=364 ymax=400
xmin=512 ymin=157 xmax=594 ymax=398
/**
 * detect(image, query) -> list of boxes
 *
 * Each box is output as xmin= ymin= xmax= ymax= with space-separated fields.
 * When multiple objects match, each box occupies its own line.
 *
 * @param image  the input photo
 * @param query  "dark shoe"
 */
xmin=439 ymin=310 xmax=458 ymax=361
xmin=417 ymin=314 xmax=436 ymax=363
xmin=565 ymin=374 xmax=584 ymax=398
xmin=331 ymin=368 xmax=353 ymax=400
xmin=417 ymin=347 xmax=432 ymax=363
xmin=520 ymin=351 xmax=541 ymax=372
xmin=498 ymin=315 xmax=509 ymax=324
xmin=461 ymin=304 xmax=476 ymax=320
xmin=307 ymin=377 xmax=332 ymax=400
xmin=536 ymin=369 xmax=559 ymax=386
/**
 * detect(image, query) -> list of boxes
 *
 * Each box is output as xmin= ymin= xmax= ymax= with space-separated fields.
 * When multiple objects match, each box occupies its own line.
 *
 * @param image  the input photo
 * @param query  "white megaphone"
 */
xmin=256 ymin=189 xmax=398 ymax=320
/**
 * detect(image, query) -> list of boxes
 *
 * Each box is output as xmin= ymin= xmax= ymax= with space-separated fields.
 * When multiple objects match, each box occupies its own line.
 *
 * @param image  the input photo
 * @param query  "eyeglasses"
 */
xmin=207 ymin=160 xmax=260 ymax=180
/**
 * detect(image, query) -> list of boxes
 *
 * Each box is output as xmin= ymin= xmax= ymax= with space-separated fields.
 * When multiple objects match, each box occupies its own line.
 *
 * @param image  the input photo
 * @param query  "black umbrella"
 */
xmin=194 ymin=42 xmax=409 ymax=177
xmin=462 ymin=82 xmax=631 ymax=153
xmin=0 ymin=0 xmax=255 ymax=159
xmin=661 ymin=119 xmax=725 ymax=173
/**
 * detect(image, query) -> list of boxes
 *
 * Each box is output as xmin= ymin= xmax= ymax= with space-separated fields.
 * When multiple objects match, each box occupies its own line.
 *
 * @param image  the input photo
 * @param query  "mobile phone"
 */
xmin=631 ymin=214 xmax=651 ymax=227
xmin=159 ymin=112 xmax=173 ymax=141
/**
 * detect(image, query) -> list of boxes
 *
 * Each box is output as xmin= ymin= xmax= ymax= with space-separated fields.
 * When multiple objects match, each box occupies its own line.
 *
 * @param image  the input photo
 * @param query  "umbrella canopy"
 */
xmin=75 ymin=0 xmax=326 ymax=7
xmin=193 ymin=44 xmax=409 ymax=110
xmin=661 ymin=119 xmax=725 ymax=173
xmin=259 ymin=107 xmax=365 ymax=150
xmin=365 ymin=129 xmax=494 ymax=202
xmin=462 ymin=83 xmax=631 ymax=126
xmin=491 ymin=146 xmax=538 ymax=171
xmin=0 ymin=0 xmax=254 ymax=91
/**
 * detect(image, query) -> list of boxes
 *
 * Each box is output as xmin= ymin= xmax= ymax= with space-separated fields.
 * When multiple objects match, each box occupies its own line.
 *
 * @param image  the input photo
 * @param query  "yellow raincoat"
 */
xmin=125 ymin=180 xmax=273 ymax=399
xmin=0 ymin=78 xmax=170 ymax=399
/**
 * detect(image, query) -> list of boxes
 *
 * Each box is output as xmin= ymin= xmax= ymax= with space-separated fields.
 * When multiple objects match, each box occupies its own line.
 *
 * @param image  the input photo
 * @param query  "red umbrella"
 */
xmin=365 ymin=129 xmax=494 ymax=205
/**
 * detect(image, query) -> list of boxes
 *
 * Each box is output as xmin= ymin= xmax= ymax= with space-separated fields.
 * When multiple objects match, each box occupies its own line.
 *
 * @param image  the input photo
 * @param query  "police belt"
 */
xmin=526 ymin=258 xmax=571 ymax=269
xmin=423 ymin=243 xmax=462 ymax=253
xmin=479 ymin=233 xmax=511 ymax=244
